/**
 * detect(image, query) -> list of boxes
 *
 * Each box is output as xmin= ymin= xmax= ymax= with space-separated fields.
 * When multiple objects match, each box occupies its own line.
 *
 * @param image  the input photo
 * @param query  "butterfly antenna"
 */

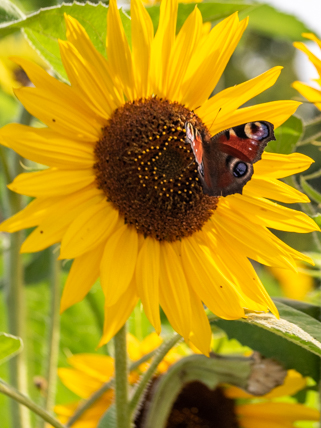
xmin=208 ymin=107 xmax=222 ymax=133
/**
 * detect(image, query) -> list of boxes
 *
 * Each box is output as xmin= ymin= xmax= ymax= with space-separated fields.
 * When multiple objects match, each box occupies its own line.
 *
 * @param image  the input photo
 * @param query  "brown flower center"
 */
xmin=94 ymin=97 xmax=217 ymax=241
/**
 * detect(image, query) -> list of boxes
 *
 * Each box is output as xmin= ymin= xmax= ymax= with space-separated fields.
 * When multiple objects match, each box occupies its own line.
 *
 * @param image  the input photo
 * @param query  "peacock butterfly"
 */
xmin=185 ymin=121 xmax=275 ymax=197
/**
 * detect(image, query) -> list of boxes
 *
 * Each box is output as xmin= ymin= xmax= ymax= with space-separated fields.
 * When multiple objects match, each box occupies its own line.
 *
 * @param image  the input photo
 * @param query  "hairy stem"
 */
xmin=114 ymin=324 xmax=130 ymax=428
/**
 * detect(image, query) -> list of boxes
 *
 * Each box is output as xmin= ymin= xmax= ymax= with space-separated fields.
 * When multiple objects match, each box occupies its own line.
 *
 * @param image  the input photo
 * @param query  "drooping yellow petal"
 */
xmin=99 ymin=282 xmax=139 ymax=346
xmin=208 ymin=100 xmax=300 ymax=136
xmin=159 ymin=241 xmax=192 ymax=340
xmin=212 ymin=207 xmax=297 ymax=270
xmin=198 ymin=66 xmax=282 ymax=125
xmin=255 ymin=152 xmax=314 ymax=178
xmin=293 ymin=41 xmax=321 ymax=76
xmin=187 ymin=285 xmax=212 ymax=356
xmin=60 ymin=201 xmax=118 ymax=259
xmin=225 ymin=194 xmax=319 ymax=233
xmin=8 ymin=168 xmax=95 ymax=197
xmin=64 ymin=14 xmax=124 ymax=109
xmin=269 ymin=265 xmax=314 ymax=300
xmin=60 ymin=243 xmax=105 ymax=312
xmin=21 ymin=187 xmax=103 ymax=253
xmin=131 ymin=0 xmax=154 ymax=98
xmin=245 ymin=176 xmax=310 ymax=204
xmin=100 ymin=225 xmax=139 ymax=306
xmin=136 ymin=237 xmax=161 ymax=334
xmin=292 ymin=81 xmax=321 ymax=110
xmin=0 ymin=124 xmax=94 ymax=169
xmin=11 ymin=57 xmax=104 ymax=141
xmin=165 ymin=7 xmax=202 ymax=101
xmin=150 ymin=0 xmax=177 ymax=96
xmin=181 ymin=234 xmax=245 ymax=319
xmin=107 ymin=0 xmax=136 ymax=101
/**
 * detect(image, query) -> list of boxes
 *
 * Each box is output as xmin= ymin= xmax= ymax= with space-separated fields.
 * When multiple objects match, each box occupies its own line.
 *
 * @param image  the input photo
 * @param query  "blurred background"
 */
xmin=0 ymin=0 xmax=320 ymax=427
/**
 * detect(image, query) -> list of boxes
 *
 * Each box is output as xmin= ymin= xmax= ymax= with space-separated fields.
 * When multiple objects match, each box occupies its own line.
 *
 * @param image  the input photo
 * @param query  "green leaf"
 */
xmin=246 ymin=4 xmax=314 ymax=41
xmin=299 ymin=115 xmax=321 ymax=146
xmin=273 ymin=298 xmax=321 ymax=321
xmin=141 ymin=355 xmax=251 ymax=428
xmin=0 ymin=0 xmax=24 ymax=24
xmin=211 ymin=301 xmax=321 ymax=381
xmin=0 ymin=333 xmax=22 ymax=364
xmin=0 ymin=3 xmax=131 ymax=80
xmin=266 ymin=116 xmax=303 ymax=154
xmin=146 ymin=2 xmax=253 ymax=33
xmin=300 ymin=176 xmax=321 ymax=204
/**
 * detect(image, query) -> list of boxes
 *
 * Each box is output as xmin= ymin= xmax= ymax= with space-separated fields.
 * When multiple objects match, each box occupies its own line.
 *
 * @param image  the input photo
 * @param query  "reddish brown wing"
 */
xmin=214 ymin=121 xmax=275 ymax=163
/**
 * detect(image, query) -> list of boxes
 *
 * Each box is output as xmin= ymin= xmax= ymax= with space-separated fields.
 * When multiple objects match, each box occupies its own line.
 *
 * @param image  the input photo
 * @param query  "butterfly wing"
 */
xmin=188 ymin=121 xmax=275 ymax=197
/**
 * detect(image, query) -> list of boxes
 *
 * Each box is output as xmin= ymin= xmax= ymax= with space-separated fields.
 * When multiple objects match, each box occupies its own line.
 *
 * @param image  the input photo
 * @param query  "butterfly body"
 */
xmin=185 ymin=121 xmax=275 ymax=197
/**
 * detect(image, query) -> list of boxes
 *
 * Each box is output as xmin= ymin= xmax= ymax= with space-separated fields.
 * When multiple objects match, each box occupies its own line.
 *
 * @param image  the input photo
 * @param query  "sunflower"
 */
xmin=55 ymin=333 xmax=188 ymax=426
xmin=293 ymin=33 xmax=321 ymax=109
xmin=0 ymin=0 xmax=318 ymax=355
xmin=55 ymin=342 xmax=319 ymax=428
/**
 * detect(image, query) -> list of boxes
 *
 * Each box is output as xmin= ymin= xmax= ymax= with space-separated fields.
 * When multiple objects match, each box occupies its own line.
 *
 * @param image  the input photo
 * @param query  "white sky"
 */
xmin=261 ymin=0 xmax=321 ymax=84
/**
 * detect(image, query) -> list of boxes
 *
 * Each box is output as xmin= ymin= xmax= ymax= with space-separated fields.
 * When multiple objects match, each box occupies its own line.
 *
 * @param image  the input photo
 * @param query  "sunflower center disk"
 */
xmin=94 ymin=97 xmax=217 ymax=241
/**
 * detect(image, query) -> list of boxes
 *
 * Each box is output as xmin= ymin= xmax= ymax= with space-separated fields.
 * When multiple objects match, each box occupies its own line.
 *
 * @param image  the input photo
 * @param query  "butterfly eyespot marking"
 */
xmin=233 ymin=161 xmax=248 ymax=178
xmin=244 ymin=122 xmax=269 ymax=140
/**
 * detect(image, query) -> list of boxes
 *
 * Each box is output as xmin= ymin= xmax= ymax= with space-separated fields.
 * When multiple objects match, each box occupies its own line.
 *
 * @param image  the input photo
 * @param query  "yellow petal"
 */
xmin=182 ymin=13 xmax=247 ymax=108
xmin=136 ymin=237 xmax=161 ymax=334
xmin=8 ymin=168 xmax=95 ymax=197
xmin=212 ymin=206 xmax=297 ymax=270
xmin=0 ymin=197 xmax=53 ymax=232
xmin=100 ymin=225 xmax=139 ymax=306
xmin=60 ymin=201 xmax=118 ymax=259
xmin=187 ymin=286 xmax=211 ymax=356
xmin=293 ymin=41 xmax=321 ymax=75
xmin=99 ymin=282 xmax=138 ymax=346
xmin=165 ymin=7 xmax=202 ymax=101
xmin=245 ymin=176 xmax=310 ymax=203
xmin=301 ymin=32 xmax=321 ymax=49
xmin=131 ymin=0 xmax=154 ymax=98
xmin=150 ymin=0 xmax=177 ymax=96
xmin=182 ymin=234 xmax=248 ymax=319
xmin=292 ymin=81 xmax=321 ymax=110
xmin=64 ymin=14 xmax=124 ymax=108
xmin=159 ymin=241 xmax=192 ymax=340
xmin=57 ymin=367 xmax=103 ymax=399
xmin=0 ymin=124 xmax=94 ymax=169
xmin=11 ymin=57 xmax=104 ymax=141
xmin=107 ymin=0 xmax=136 ymax=101
xmin=255 ymin=152 xmax=314 ymax=178
xmin=67 ymin=353 xmax=114 ymax=381
xmin=209 ymin=101 xmax=300 ymax=136
xmin=236 ymin=402 xmax=320 ymax=424
xmin=226 ymin=194 xmax=319 ymax=233
xmin=199 ymin=66 xmax=282 ymax=125
xmin=60 ymin=242 xmax=105 ymax=312
xmin=20 ymin=186 xmax=103 ymax=253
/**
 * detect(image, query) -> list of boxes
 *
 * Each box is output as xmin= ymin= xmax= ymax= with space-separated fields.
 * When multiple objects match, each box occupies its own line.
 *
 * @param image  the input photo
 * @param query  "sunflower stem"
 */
xmin=38 ymin=250 xmax=61 ymax=428
xmin=0 ymin=378 xmax=65 ymax=428
xmin=4 ymin=106 xmax=32 ymax=428
xmin=128 ymin=333 xmax=182 ymax=420
xmin=114 ymin=324 xmax=130 ymax=428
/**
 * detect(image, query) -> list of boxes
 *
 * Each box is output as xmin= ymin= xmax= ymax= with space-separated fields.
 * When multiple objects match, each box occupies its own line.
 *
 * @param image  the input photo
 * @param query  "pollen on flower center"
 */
xmin=94 ymin=97 xmax=217 ymax=241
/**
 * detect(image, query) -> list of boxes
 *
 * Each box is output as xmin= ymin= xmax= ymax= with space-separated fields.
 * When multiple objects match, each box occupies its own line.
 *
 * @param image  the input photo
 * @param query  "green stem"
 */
xmin=66 ymin=350 xmax=156 ymax=427
xmin=4 ymin=106 xmax=32 ymax=428
xmin=129 ymin=334 xmax=181 ymax=419
xmin=114 ymin=324 xmax=130 ymax=428
xmin=39 ymin=252 xmax=61 ymax=427
xmin=0 ymin=379 xmax=65 ymax=428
